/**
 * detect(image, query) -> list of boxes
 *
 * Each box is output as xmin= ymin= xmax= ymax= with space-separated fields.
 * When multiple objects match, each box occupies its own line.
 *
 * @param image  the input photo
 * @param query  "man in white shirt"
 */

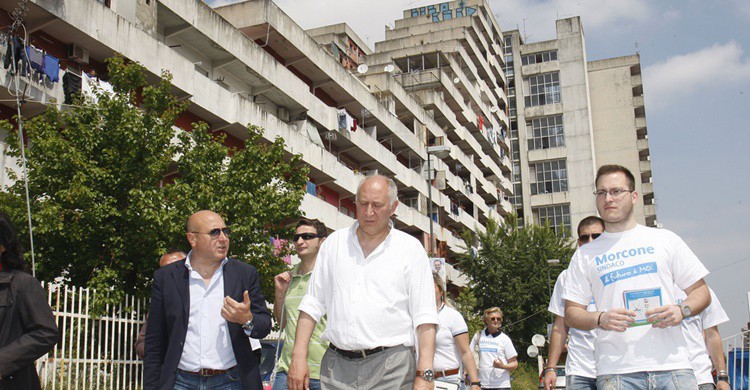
xmin=563 ymin=165 xmax=711 ymax=390
xmin=677 ymin=287 xmax=731 ymax=390
xmin=543 ymin=216 xmax=604 ymax=390
xmin=287 ymin=175 xmax=438 ymax=390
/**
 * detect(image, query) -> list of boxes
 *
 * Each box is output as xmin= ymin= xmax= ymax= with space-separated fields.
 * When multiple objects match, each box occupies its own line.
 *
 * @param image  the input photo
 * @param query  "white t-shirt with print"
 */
xmin=469 ymin=329 xmax=517 ymax=388
xmin=678 ymin=287 xmax=729 ymax=385
xmin=562 ymin=224 xmax=709 ymax=376
xmin=548 ymin=269 xmax=597 ymax=379
xmin=434 ymin=305 xmax=469 ymax=372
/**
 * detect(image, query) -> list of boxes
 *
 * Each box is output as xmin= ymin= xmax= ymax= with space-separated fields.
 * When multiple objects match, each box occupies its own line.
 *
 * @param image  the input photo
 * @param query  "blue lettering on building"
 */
xmin=600 ymin=262 xmax=658 ymax=286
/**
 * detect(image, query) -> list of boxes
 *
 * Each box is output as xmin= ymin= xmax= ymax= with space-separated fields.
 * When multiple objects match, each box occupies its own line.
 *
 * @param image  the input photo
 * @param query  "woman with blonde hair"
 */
xmin=469 ymin=307 xmax=518 ymax=389
xmin=431 ymin=273 xmax=481 ymax=389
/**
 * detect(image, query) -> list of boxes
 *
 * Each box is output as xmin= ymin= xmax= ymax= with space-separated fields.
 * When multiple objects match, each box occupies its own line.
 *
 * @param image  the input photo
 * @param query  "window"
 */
xmin=529 ymin=159 xmax=568 ymax=195
xmin=524 ymin=72 xmax=561 ymax=107
xmin=527 ymin=115 xmax=564 ymax=150
xmin=510 ymin=183 xmax=524 ymax=208
xmin=512 ymin=162 xmax=521 ymax=183
xmin=521 ymin=50 xmax=558 ymax=65
xmin=533 ymin=204 xmax=570 ymax=233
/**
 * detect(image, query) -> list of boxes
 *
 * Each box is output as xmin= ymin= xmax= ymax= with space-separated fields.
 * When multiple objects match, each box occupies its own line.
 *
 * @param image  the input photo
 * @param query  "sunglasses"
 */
xmin=579 ymin=233 xmax=601 ymax=242
xmin=293 ymin=233 xmax=321 ymax=241
xmin=488 ymin=317 xmax=502 ymax=322
xmin=191 ymin=227 xmax=231 ymax=239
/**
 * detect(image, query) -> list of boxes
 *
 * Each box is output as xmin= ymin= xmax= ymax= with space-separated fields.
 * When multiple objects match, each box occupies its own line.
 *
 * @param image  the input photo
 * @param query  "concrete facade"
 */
xmin=504 ymin=17 xmax=657 ymax=233
xmin=0 ymin=0 xmax=516 ymax=288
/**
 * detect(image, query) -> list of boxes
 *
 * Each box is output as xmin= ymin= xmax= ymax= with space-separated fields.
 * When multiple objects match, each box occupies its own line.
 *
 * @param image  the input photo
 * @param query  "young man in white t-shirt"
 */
xmin=563 ymin=165 xmax=712 ymax=390
xmin=677 ymin=287 xmax=730 ymax=390
xmin=543 ymin=216 xmax=604 ymax=390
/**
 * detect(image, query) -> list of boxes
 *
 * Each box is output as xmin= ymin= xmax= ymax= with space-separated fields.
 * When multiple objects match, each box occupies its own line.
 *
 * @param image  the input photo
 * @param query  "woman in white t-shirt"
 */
xmin=432 ymin=273 xmax=481 ymax=389
xmin=468 ymin=307 xmax=518 ymax=390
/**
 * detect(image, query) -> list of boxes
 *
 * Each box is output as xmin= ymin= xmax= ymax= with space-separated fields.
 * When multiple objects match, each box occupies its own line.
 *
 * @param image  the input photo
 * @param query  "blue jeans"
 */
xmin=567 ymin=375 xmax=597 ymax=390
xmin=597 ymin=369 xmax=697 ymax=390
xmin=272 ymin=371 xmax=321 ymax=390
xmin=173 ymin=367 xmax=242 ymax=390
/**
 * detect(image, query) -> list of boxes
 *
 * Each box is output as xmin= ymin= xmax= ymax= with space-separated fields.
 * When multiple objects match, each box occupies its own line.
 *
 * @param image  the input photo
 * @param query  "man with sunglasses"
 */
xmin=563 ymin=165 xmax=711 ymax=390
xmin=272 ymin=218 xmax=329 ymax=390
xmin=288 ymin=175 xmax=438 ymax=390
xmin=543 ymin=216 xmax=604 ymax=390
xmin=144 ymin=210 xmax=272 ymax=390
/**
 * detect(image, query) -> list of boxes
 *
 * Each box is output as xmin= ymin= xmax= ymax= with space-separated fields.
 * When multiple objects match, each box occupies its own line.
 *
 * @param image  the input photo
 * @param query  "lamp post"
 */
xmin=425 ymin=145 xmax=451 ymax=257
xmin=547 ymin=258 xmax=560 ymax=325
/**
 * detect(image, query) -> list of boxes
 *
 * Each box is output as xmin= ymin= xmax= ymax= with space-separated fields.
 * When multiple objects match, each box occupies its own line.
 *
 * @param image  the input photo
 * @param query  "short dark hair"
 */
xmin=577 ymin=216 xmax=605 ymax=236
xmin=296 ymin=218 xmax=328 ymax=238
xmin=596 ymin=165 xmax=636 ymax=191
xmin=0 ymin=212 xmax=28 ymax=272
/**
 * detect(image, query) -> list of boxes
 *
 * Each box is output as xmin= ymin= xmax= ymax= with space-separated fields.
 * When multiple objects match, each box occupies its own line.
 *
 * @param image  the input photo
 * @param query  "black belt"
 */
xmin=178 ymin=366 xmax=235 ymax=376
xmin=330 ymin=344 xmax=391 ymax=359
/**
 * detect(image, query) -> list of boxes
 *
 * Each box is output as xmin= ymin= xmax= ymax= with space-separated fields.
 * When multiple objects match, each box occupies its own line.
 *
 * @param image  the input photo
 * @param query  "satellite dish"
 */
xmin=357 ymin=64 xmax=369 ymax=74
xmin=532 ymin=334 xmax=546 ymax=347
xmin=527 ymin=345 xmax=539 ymax=358
xmin=384 ymin=64 xmax=395 ymax=73
xmin=453 ymin=77 xmax=460 ymax=84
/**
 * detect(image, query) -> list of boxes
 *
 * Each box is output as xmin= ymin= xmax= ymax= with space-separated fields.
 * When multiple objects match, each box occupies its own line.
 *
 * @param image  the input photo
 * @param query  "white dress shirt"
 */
xmin=298 ymin=221 xmax=438 ymax=350
xmin=178 ymin=252 xmax=236 ymax=371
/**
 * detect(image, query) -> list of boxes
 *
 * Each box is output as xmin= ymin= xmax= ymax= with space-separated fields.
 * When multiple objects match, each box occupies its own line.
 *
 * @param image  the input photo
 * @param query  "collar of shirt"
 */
xmin=184 ymin=250 xmax=229 ymax=272
xmin=485 ymin=328 xmax=502 ymax=338
xmin=348 ymin=220 xmax=395 ymax=258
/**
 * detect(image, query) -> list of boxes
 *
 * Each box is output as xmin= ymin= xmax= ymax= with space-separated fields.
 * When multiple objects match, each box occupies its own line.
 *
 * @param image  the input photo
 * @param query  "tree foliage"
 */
xmin=457 ymin=214 xmax=576 ymax=361
xmin=0 ymin=56 xmax=308 ymax=313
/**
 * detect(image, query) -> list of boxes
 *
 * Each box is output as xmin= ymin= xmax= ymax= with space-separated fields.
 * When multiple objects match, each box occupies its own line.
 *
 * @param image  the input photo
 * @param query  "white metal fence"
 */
xmin=37 ymin=283 xmax=147 ymax=390
xmin=723 ymin=329 xmax=749 ymax=390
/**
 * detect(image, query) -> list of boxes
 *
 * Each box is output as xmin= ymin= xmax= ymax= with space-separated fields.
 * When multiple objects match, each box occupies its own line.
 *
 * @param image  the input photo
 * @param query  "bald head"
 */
xmin=356 ymin=175 xmax=398 ymax=207
xmin=186 ymin=210 xmax=223 ymax=233
xmin=159 ymin=251 xmax=186 ymax=267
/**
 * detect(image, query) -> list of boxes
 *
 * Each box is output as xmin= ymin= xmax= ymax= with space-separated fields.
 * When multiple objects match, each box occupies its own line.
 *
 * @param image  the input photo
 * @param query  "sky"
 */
xmin=207 ymin=0 xmax=750 ymax=338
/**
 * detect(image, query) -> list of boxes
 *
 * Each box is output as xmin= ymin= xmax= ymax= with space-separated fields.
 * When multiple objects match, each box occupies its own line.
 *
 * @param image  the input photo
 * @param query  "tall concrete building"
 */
xmin=503 ymin=17 xmax=657 ymax=233
xmin=0 ymin=0 xmax=511 ymax=288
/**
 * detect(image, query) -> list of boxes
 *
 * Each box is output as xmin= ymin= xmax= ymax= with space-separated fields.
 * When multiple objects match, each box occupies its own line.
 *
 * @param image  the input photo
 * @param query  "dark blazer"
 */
xmin=0 ymin=270 xmax=60 ymax=390
xmin=143 ymin=258 xmax=271 ymax=390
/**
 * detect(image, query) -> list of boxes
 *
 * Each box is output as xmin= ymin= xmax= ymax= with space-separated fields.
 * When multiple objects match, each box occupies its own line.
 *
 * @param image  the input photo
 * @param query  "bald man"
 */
xmin=144 ymin=210 xmax=271 ymax=390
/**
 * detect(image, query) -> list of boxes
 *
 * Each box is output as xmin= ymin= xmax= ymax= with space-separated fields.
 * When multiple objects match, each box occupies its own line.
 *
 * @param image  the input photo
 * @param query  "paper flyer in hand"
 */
xmin=623 ymin=287 xmax=662 ymax=326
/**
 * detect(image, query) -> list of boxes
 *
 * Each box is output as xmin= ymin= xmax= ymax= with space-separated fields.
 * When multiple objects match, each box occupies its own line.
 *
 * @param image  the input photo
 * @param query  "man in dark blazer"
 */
xmin=144 ymin=210 xmax=271 ymax=390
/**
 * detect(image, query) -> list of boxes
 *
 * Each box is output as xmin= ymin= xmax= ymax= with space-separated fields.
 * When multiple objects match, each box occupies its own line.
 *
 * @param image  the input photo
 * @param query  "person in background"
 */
xmin=134 ymin=248 xmax=186 ymax=359
xmin=543 ymin=216 xmax=605 ymax=390
xmin=431 ymin=272 xmax=481 ymax=389
xmin=469 ymin=307 xmax=518 ymax=390
xmin=0 ymin=211 xmax=60 ymax=389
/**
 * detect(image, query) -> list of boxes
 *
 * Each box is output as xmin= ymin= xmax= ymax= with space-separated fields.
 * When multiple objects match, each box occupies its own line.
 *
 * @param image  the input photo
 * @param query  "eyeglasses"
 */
xmin=293 ymin=233 xmax=321 ymax=242
xmin=579 ymin=233 xmax=601 ymax=242
xmin=487 ymin=317 xmax=502 ymax=322
xmin=593 ymin=189 xmax=632 ymax=198
xmin=190 ymin=227 xmax=231 ymax=239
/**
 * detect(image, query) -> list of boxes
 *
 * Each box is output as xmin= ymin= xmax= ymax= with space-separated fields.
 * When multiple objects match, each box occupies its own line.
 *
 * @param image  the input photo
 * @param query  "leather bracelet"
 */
xmin=543 ymin=367 xmax=556 ymax=375
xmin=597 ymin=311 xmax=605 ymax=328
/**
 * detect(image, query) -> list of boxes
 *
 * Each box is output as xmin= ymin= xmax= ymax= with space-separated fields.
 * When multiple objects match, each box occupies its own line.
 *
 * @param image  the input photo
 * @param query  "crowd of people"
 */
xmin=0 ymin=165 xmax=732 ymax=390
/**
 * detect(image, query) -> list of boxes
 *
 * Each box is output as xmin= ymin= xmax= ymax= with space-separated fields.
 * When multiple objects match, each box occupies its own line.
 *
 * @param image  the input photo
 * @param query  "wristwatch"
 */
xmin=416 ymin=369 xmax=434 ymax=382
xmin=242 ymin=318 xmax=254 ymax=332
xmin=469 ymin=381 xmax=481 ymax=387
xmin=677 ymin=302 xmax=692 ymax=319
xmin=717 ymin=370 xmax=730 ymax=384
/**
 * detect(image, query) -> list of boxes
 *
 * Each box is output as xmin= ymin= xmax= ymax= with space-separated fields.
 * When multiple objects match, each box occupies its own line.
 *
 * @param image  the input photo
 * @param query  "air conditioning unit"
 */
xmin=67 ymin=43 xmax=89 ymax=64
xmin=277 ymin=106 xmax=290 ymax=122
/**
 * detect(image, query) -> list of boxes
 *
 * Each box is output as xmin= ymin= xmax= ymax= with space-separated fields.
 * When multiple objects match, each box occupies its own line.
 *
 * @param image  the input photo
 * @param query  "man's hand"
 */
xmin=492 ymin=358 xmax=506 ymax=369
xmin=287 ymin=354 xmax=310 ymax=390
xmin=413 ymin=376 xmax=433 ymax=390
xmin=221 ymin=290 xmax=253 ymax=324
xmin=274 ymin=271 xmax=292 ymax=295
xmin=543 ymin=370 xmax=557 ymax=389
xmin=599 ymin=308 xmax=635 ymax=332
xmin=646 ymin=305 xmax=683 ymax=328
xmin=716 ymin=380 xmax=730 ymax=390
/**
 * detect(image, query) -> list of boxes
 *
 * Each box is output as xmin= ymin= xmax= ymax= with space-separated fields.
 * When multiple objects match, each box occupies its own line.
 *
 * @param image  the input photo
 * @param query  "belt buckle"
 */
xmin=360 ymin=350 xmax=366 ymax=359
xmin=199 ymin=368 xmax=212 ymax=377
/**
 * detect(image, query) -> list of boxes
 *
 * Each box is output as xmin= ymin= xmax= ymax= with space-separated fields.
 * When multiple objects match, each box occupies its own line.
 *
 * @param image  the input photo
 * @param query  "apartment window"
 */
xmin=524 ymin=72 xmax=561 ymax=107
xmin=512 ymin=162 xmax=521 ymax=183
xmin=511 ymin=139 xmax=520 ymax=161
xmin=509 ymin=99 xmax=517 ymax=119
xmin=527 ymin=115 xmax=565 ymax=150
xmin=529 ymin=159 xmax=568 ymax=195
xmin=510 ymin=183 xmax=524 ymax=208
xmin=504 ymin=36 xmax=513 ymax=54
xmin=521 ymin=50 xmax=558 ymax=65
xmin=533 ymin=204 xmax=570 ymax=233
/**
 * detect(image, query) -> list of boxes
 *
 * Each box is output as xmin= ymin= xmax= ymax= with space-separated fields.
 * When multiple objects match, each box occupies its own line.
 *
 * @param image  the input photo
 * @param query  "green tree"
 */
xmin=0 ymin=56 xmax=308 ymax=312
xmin=457 ymin=213 xmax=576 ymax=361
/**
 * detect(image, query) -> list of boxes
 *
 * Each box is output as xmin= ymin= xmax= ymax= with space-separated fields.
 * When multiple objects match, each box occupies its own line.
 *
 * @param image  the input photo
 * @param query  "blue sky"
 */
xmin=208 ymin=0 xmax=750 ymax=337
